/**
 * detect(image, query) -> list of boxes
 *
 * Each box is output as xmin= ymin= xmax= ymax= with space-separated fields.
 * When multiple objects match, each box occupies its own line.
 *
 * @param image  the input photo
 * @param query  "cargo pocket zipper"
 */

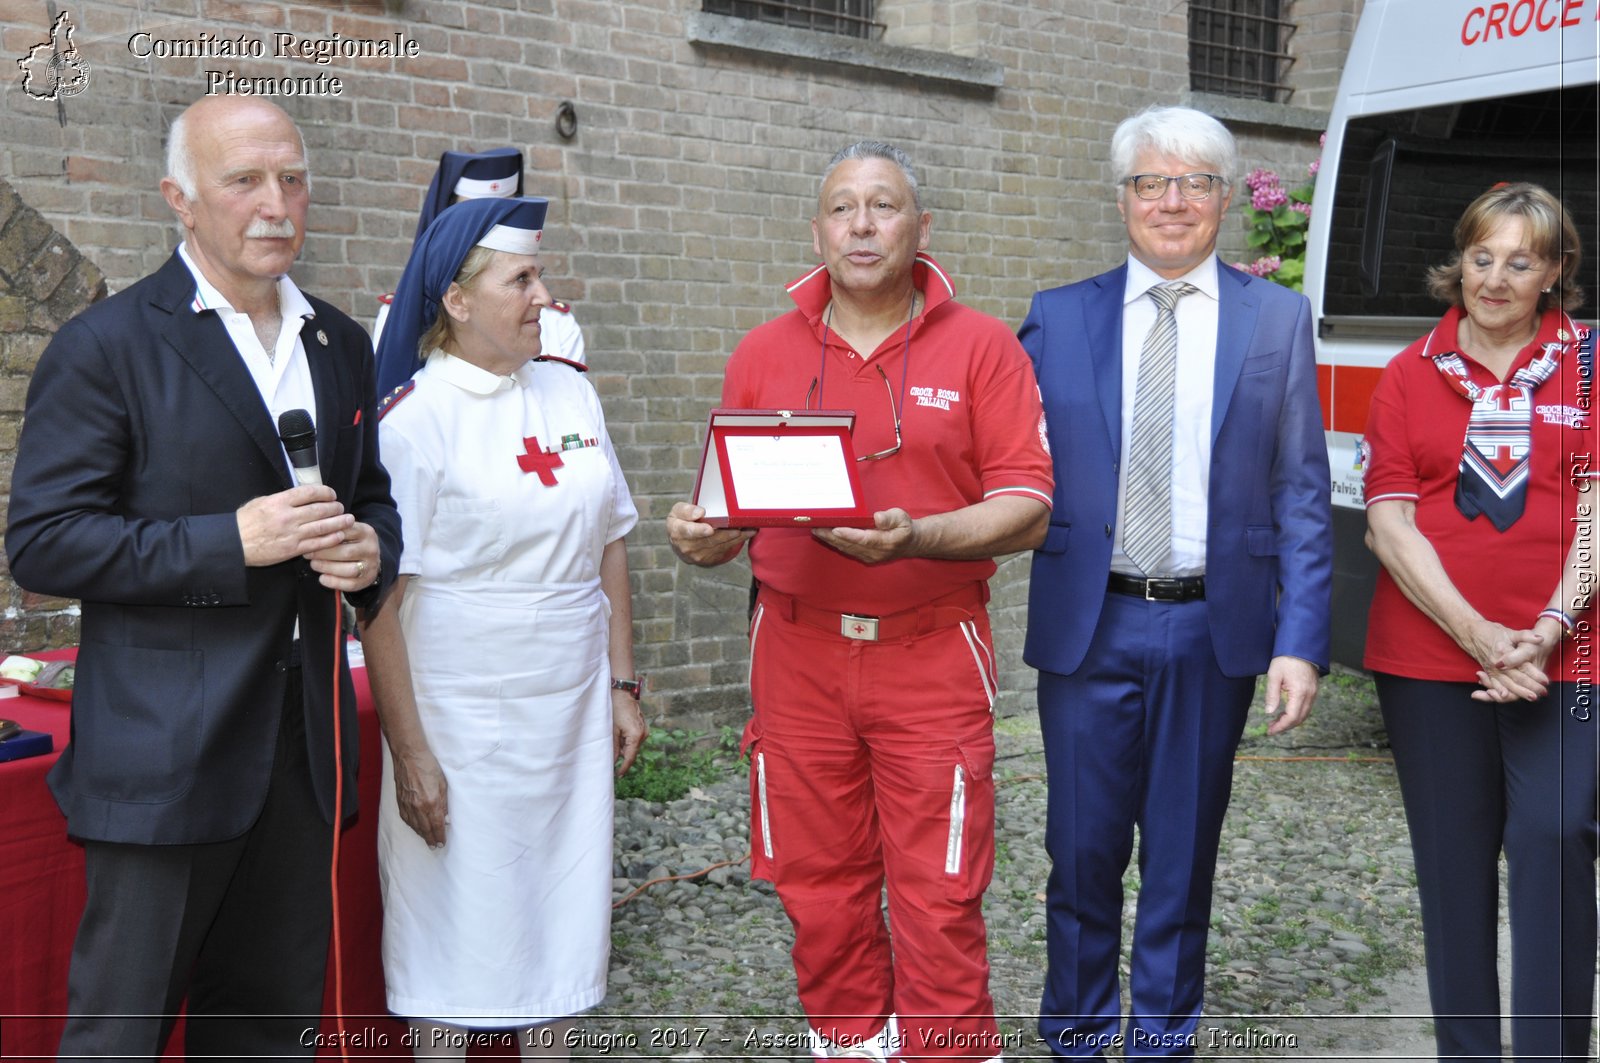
xmin=945 ymin=763 xmax=966 ymax=874
xmin=757 ymin=751 xmax=774 ymax=860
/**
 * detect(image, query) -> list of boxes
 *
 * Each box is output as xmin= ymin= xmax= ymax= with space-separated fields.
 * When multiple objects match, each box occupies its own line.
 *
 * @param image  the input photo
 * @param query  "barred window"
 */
xmin=703 ymin=0 xmax=880 ymax=40
xmin=1189 ymin=0 xmax=1295 ymax=103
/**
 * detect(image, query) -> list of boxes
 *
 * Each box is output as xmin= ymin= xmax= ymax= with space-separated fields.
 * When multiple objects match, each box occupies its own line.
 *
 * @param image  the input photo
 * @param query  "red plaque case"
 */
xmin=691 ymin=408 xmax=876 ymax=528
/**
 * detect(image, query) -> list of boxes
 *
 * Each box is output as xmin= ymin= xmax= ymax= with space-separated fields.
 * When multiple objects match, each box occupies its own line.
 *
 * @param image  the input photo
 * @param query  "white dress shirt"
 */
xmin=178 ymin=242 xmax=318 ymax=482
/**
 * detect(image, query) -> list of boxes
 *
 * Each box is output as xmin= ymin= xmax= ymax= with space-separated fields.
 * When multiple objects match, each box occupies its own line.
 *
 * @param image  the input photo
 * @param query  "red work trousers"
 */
xmin=743 ymin=589 xmax=1004 ymax=1061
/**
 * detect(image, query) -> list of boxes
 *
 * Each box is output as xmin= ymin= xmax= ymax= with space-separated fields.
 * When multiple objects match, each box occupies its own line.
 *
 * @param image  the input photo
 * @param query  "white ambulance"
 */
xmin=1303 ymin=0 xmax=1599 ymax=664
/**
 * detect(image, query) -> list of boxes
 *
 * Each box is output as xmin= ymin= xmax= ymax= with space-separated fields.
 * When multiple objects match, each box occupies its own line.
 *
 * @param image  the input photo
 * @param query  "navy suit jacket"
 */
xmin=6 ymin=252 xmax=402 ymax=845
xmin=1019 ymin=261 xmax=1331 ymax=679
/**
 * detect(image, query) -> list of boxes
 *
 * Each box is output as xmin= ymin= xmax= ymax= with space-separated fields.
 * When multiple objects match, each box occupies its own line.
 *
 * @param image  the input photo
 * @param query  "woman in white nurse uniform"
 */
xmin=363 ymin=195 xmax=647 ymax=1060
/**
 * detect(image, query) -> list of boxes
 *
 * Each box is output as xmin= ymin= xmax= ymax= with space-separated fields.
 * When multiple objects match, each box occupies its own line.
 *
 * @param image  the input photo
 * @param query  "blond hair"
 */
xmin=419 ymin=244 xmax=500 ymax=357
xmin=1426 ymin=182 xmax=1585 ymax=312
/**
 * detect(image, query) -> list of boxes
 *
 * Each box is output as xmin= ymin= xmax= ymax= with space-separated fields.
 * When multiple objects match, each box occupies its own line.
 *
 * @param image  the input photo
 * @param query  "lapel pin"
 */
xmin=316 ymin=330 xmax=329 ymax=347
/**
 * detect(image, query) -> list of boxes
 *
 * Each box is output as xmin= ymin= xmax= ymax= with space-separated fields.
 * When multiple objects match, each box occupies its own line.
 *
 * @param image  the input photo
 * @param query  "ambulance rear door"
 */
xmin=1303 ymin=0 xmax=1598 ymax=665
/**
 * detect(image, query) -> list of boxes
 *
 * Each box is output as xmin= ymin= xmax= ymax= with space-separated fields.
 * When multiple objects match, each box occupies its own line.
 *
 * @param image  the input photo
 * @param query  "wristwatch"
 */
xmin=611 ymin=677 xmax=642 ymax=701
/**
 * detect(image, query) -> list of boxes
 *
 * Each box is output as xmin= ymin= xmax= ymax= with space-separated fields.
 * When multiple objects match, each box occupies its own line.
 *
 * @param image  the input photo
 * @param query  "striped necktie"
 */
xmin=1123 ymin=282 xmax=1198 ymax=576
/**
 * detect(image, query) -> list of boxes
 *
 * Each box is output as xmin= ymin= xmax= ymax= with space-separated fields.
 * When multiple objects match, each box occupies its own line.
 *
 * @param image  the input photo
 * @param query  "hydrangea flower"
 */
xmin=1237 ymin=135 xmax=1323 ymax=292
xmin=1252 ymin=183 xmax=1288 ymax=211
xmin=1244 ymin=167 xmax=1278 ymax=192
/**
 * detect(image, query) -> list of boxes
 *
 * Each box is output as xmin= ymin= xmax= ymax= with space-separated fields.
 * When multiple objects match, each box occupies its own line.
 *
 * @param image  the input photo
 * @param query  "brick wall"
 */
xmin=0 ymin=0 xmax=1352 ymax=729
xmin=1290 ymin=0 xmax=1364 ymax=113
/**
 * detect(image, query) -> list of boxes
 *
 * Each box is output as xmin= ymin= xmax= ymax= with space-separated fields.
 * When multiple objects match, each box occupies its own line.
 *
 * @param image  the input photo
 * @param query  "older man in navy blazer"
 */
xmin=1020 ymin=106 xmax=1331 ymax=1057
xmin=7 ymin=96 xmax=400 ymax=1058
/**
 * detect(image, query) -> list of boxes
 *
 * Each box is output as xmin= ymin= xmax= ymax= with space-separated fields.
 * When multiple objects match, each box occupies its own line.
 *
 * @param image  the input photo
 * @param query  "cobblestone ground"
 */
xmin=586 ymin=669 xmax=1580 ymax=1061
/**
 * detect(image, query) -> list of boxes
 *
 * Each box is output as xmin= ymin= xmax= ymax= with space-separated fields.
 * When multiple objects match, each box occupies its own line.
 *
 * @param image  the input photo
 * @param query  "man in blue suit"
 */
xmin=1020 ymin=106 xmax=1331 ymax=1057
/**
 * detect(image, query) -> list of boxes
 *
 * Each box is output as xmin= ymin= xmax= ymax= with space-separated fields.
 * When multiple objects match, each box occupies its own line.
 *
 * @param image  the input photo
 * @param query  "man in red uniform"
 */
xmin=668 ymin=141 xmax=1053 ymax=1061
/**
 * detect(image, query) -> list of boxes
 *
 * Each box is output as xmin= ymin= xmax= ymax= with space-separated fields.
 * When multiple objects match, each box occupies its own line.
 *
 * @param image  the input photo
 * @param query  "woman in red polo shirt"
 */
xmin=1363 ymin=182 xmax=1594 ymax=1063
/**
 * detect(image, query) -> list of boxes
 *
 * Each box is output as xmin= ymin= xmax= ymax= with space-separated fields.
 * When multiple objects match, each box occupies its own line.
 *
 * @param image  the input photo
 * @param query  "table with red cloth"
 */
xmin=0 ymin=648 xmax=518 ymax=1060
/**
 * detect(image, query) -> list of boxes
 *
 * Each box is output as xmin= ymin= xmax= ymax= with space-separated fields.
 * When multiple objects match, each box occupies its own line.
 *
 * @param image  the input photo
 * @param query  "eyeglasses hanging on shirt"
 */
xmin=806 ymin=298 xmax=914 ymax=462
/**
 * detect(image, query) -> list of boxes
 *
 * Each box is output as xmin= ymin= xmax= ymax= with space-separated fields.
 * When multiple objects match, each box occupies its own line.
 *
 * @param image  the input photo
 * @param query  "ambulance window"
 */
xmin=1323 ymin=84 xmax=1598 ymax=322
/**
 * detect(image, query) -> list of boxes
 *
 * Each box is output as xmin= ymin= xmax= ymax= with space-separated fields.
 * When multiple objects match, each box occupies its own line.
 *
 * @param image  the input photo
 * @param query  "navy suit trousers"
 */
xmin=1037 ymin=591 xmax=1254 ymax=1059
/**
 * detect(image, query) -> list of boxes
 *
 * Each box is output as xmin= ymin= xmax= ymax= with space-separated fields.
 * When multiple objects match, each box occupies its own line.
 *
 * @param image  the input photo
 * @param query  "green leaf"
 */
xmin=614 ymin=727 xmax=745 ymax=802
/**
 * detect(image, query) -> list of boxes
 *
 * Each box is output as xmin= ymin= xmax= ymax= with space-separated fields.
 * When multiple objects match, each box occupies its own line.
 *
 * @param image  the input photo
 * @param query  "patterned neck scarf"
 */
xmin=1430 ymin=308 xmax=1573 ymax=531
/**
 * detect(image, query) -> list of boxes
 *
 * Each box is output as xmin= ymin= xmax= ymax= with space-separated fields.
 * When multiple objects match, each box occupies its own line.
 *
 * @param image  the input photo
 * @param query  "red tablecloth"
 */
xmin=0 ymin=649 xmax=516 ymax=1059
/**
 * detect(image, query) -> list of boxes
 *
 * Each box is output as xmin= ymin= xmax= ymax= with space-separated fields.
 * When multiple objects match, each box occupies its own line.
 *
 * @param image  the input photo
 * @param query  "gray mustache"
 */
xmin=245 ymin=218 xmax=297 ymax=239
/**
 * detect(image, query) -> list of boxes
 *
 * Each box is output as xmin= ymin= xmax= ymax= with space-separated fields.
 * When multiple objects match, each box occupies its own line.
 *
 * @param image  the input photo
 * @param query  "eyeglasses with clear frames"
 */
xmin=1126 ymin=173 xmax=1225 ymax=201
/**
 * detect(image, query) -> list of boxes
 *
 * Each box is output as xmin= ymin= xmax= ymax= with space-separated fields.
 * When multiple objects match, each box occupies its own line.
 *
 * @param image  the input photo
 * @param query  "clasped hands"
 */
xmin=1467 ymin=615 xmax=1561 ymax=703
xmin=237 ymin=483 xmax=380 ymax=591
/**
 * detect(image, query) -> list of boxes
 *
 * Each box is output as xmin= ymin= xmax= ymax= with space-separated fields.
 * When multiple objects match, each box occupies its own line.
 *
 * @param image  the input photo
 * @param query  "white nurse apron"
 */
xmin=375 ymin=355 xmax=635 ymax=1025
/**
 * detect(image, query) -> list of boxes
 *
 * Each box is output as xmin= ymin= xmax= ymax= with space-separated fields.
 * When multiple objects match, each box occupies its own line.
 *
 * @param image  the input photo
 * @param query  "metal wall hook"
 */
xmin=555 ymin=101 xmax=578 ymax=140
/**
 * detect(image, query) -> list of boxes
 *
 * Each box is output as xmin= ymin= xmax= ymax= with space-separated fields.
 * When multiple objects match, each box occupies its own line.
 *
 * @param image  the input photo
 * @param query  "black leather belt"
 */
xmin=1107 ymin=573 xmax=1206 ymax=602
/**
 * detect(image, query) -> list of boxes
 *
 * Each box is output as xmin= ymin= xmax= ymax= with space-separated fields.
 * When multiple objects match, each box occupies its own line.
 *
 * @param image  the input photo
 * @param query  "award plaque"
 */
xmin=691 ymin=408 xmax=876 ymax=528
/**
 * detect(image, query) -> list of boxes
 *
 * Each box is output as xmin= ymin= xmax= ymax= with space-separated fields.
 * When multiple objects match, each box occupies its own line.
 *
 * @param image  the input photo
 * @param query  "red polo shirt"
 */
xmin=1363 ymin=306 xmax=1594 ymax=682
xmin=722 ymin=254 xmax=1054 ymax=615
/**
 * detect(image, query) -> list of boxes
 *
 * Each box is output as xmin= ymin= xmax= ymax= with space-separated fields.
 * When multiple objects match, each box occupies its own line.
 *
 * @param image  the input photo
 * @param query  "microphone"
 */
xmin=277 ymin=408 xmax=323 ymax=487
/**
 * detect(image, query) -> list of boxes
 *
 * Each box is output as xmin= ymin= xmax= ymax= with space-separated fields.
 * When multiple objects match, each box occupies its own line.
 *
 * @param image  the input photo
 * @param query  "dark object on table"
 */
xmin=0 ymin=728 xmax=53 ymax=762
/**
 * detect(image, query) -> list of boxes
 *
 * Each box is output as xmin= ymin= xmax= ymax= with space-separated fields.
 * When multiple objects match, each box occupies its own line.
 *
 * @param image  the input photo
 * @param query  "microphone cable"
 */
xmin=328 ymin=587 xmax=349 ymax=1061
xmin=280 ymin=407 xmax=352 ymax=1057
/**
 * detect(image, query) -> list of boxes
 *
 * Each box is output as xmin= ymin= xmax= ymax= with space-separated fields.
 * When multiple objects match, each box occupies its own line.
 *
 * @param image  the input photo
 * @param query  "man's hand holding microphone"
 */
xmin=234 ymin=408 xmax=379 ymax=591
